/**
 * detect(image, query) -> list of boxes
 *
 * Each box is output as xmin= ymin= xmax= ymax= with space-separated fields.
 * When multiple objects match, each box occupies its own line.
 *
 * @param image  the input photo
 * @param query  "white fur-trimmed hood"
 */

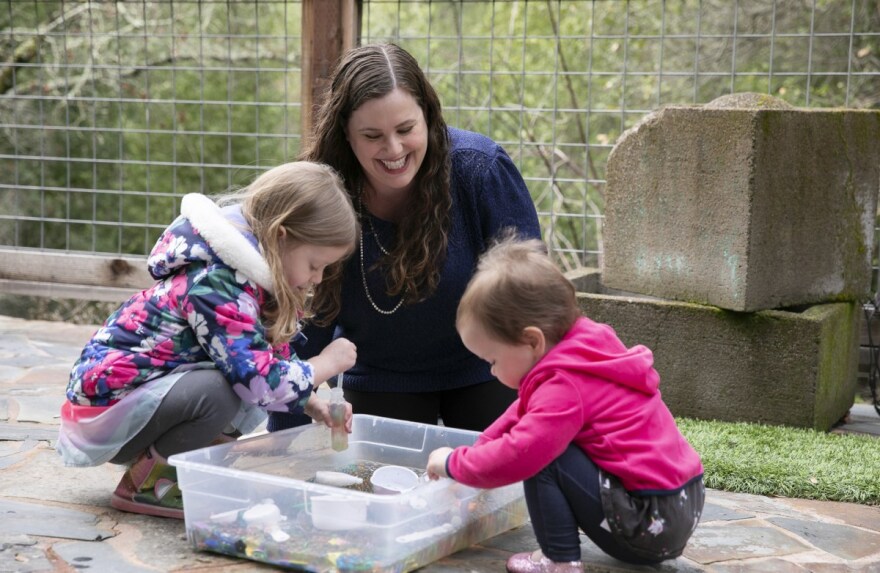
xmin=146 ymin=193 xmax=273 ymax=292
xmin=181 ymin=193 xmax=273 ymax=291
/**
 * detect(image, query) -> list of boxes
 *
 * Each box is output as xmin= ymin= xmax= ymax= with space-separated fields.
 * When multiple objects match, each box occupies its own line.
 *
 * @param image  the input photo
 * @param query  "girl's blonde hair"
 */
xmin=222 ymin=161 xmax=358 ymax=346
xmin=457 ymin=233 xmax=581 ymax=346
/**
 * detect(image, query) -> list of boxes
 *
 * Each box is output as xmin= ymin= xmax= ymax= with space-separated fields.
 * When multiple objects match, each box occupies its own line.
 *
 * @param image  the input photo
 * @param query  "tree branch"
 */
xmin=1 ymin=2 xmax=91 ymax=94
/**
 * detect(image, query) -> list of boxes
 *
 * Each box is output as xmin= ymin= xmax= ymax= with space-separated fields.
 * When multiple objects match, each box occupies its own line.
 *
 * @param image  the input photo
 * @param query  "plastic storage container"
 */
xmin=169 ymin=414 xmax=527 ymax=572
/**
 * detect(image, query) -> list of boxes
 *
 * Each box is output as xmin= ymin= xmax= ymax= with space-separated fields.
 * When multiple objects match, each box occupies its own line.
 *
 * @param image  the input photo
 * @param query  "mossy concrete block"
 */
xmin=602 ymin=93 xmax=880 ymax=312
xmin=568 ymin=268 xmax=860 ymax=430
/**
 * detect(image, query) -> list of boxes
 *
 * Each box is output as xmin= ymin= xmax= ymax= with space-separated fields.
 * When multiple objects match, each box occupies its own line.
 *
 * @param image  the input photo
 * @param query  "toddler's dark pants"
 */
xmin=524 ymin=444 xmax=664 ymax=566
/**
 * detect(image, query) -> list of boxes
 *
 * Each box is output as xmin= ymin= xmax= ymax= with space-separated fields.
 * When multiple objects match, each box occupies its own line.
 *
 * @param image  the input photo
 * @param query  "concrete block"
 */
xmin=602 ymin=93 xmax=880 ymax=312
xmin=568 ymin=268 xmax=860 ymax=430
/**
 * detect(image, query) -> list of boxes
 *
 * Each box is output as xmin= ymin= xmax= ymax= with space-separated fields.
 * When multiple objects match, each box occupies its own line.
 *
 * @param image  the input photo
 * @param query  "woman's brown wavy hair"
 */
xmin=300 ymin=43 xmax=452 ymax=323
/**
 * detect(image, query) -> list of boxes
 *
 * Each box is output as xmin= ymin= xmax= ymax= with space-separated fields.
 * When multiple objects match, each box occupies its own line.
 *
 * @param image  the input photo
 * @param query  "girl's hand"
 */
xmin=426 ymin=447 xmax=454 ymax=480
xmin=308 ymin=337 xmax=357 ymax=384
xmin=304 ymin=394 xmax=353 ymax=431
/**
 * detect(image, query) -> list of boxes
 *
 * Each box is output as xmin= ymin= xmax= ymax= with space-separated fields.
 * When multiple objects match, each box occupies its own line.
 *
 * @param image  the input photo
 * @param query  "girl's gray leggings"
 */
xmin=110 ymin=369 xmax=240 ymax=463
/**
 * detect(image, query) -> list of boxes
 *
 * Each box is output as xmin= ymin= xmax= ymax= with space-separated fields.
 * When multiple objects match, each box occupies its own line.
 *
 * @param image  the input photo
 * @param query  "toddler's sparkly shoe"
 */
xmin=506 ymin=549 xmax=583 ymax=573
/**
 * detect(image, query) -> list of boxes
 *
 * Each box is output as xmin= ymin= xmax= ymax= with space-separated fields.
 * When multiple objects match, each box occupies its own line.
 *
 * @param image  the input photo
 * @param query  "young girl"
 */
xmin=426 ymin=236 xmax=704 ymax=572
xmin=57 ymin=161 xmax=359 ymax=520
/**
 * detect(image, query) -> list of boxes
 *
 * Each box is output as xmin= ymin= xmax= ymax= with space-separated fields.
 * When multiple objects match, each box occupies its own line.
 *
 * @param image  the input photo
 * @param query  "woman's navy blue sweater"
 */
xmin=272 ymin=128 xmax=540 ymax=426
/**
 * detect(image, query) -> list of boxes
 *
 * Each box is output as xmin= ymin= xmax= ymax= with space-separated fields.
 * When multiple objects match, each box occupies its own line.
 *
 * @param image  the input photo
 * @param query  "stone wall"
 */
xmin=602 ymin=94 xmax=880 ymax=312
xmin=568 ymin=268 xmax=860 ymax=430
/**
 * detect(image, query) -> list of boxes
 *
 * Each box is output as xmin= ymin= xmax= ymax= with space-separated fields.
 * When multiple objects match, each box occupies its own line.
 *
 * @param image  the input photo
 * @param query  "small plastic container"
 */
xmin=370 ymin=465 xmax=420 ymax=495
xmin=310 ymin=495 xmax=368 ymax=531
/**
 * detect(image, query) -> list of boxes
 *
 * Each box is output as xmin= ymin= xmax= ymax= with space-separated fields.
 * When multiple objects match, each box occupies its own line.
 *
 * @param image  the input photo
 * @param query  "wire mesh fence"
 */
xmin=1 ymin=1 xmax=303 ymax=260
xmin=2 ymin=0 xmax=879 ymax=286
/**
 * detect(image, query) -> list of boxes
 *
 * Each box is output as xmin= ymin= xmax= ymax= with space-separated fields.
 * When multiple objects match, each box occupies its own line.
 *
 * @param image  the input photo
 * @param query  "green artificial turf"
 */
xmin=676 ymin=417 xmax=880 ymax=506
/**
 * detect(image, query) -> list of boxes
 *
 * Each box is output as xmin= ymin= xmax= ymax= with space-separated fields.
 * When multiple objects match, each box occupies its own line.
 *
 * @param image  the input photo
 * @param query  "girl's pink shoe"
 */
xmin=506 ymin=550 xmax=583 ymax=573
xmin=110 ymin=445 xmax=183 ymax=519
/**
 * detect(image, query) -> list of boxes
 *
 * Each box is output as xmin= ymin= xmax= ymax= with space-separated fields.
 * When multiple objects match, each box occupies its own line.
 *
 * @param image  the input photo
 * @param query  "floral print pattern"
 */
xmin=66 ymin=212 xmax=312 ymax=415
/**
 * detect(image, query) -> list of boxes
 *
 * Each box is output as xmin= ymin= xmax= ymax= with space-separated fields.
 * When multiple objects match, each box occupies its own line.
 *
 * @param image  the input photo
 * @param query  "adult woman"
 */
xmin=268 ymin=43 xmax=541 ymax=433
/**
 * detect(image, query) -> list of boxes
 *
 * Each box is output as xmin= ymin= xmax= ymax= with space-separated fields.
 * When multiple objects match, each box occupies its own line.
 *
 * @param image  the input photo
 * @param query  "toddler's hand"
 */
xmin=426 ymin=447 xmax=453 ymax=480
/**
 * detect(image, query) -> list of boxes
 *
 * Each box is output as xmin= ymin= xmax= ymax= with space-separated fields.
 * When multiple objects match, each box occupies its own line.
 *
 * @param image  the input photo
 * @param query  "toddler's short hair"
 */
xmin=457 ymin=232 xmax=581 ymax=346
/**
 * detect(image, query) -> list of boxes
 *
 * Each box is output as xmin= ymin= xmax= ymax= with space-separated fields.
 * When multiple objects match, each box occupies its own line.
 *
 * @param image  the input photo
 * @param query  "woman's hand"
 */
xmin=304 ymin=394 xmax=353 ymax=431
xmin=308 ymin=337 xmax=357 ymax=384
xmin=426 ymin=447 xmax=453 ymax=480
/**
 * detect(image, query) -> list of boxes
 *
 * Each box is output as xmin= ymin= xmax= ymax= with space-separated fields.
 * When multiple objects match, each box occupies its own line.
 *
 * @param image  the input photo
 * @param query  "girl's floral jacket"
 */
xmin=65 ymin=193 xmax=313 ymax=414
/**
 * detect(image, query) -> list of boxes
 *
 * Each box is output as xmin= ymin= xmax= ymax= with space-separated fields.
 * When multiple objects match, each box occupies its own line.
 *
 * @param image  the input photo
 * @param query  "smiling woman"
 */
xmin=345 ymin=88 xmax=429 ymax=220
xmin=267 ymin=43 xmax=543 ymax=434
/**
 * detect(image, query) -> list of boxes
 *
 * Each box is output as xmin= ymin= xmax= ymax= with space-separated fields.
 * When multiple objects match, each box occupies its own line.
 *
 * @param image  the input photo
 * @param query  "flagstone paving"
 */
xmin=1 ymin=314 xmax=878 ymax=572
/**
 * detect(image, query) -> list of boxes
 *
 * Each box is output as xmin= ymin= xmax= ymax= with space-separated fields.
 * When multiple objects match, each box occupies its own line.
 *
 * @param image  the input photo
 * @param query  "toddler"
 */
xmin=426 ymin=235 xmax=704 ymax=572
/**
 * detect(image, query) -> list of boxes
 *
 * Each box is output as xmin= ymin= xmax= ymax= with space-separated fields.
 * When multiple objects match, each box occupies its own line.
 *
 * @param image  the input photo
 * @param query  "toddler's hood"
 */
xmin=146 ymin=193 xmax=273 ymax=292
xmin=535 ymin=316 xmax=659 ymax=395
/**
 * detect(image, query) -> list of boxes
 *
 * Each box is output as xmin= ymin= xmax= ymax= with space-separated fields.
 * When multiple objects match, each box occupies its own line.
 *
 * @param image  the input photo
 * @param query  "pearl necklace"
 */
xmin=358 ymin=194 xmax=406 ymax=315
xmin=366 ymin=208 xmax=391 ymax=256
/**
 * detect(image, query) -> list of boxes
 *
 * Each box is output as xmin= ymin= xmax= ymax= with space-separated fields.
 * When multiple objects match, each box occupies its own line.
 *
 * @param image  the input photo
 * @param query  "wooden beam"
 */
xmin=0 ymin=278 xmax=138 ymax=303
xmin=0 ymin=248 xmax=152 ymax=289
xmin=300 ymin=0 xmax=360 ymax=140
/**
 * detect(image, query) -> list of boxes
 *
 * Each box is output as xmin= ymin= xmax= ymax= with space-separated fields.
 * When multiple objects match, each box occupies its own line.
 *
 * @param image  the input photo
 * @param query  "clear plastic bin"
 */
xmin=169 ymin=414 xmax=528 ymax=572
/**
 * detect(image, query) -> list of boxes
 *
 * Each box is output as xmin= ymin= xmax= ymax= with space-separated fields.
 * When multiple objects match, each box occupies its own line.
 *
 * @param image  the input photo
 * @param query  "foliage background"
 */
xmin=2 ymin=0 xmax=879 ymax=272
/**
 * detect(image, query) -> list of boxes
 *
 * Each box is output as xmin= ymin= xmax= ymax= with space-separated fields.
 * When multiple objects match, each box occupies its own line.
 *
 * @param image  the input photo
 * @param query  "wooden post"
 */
xmin=301 ymin=0 xmax=360 ymax=140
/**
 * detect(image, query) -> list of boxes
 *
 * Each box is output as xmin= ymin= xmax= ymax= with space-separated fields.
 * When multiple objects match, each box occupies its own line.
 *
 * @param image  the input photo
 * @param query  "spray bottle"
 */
xmin=329 ymin=373 xmax=349 ymax=452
